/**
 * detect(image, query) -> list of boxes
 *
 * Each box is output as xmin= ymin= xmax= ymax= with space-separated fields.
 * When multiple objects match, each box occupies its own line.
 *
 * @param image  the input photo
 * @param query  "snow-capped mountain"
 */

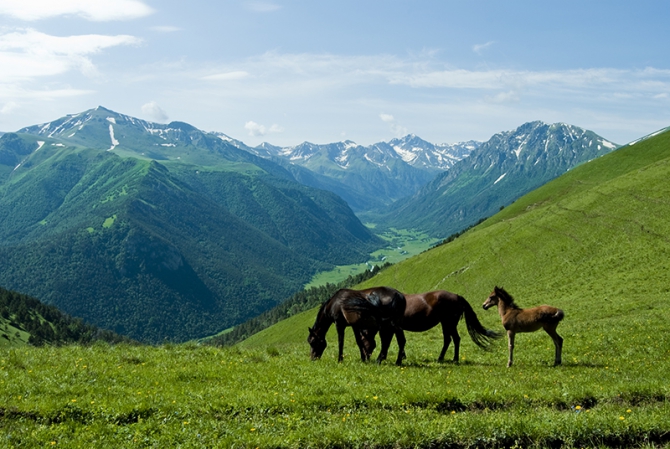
xmin=365 ymin=121 xmax=619 ymax=237
xmin=385 ymin=134 xmax=478 ymax=170
xmin=254 ymin=135 xmax=479 ymax=172
xmin=224 ymin=135 xmax=481 ymax=211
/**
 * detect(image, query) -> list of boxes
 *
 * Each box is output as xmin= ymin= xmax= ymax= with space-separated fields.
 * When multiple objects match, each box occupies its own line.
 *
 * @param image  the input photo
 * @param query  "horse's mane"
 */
xmin=496 ymin=287 xmax=521 ymax=309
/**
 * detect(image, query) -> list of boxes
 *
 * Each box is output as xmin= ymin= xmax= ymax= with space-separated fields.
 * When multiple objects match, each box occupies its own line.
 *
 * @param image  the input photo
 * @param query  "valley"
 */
xmin=0 ymin=107 xmax=618 ymax=344
xmin=304 ymin=227 xmax=440 ymax=288
xmin=1 ymin=124 xmax=669 ymax=448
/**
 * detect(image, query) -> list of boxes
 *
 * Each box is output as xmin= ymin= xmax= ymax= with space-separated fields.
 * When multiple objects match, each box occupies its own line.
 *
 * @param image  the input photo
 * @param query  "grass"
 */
xmin=1 ymin=328 xmax=668 ymax=448
xmin=304 ymin=228 xmax=439 ymax=288
xmin=1 ymin=130 xmax=669 ymax=447
xmin=0 ymin=318 xmax=30 ymax=349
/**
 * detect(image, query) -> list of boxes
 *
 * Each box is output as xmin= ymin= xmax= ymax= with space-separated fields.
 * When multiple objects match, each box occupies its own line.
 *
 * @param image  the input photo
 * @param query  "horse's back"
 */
xmin=337 ymin=286 xmax=406 ymax=326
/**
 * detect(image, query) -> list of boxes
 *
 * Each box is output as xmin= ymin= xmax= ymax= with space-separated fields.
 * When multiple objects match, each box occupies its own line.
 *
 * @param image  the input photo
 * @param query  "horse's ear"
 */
xmin=308 ymin=327 xmax=314 ymax=334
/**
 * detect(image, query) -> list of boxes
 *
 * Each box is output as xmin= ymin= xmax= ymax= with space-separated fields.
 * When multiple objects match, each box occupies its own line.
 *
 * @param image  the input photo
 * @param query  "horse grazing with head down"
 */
xmin=307 ymin=286 xmax=406 ymax=363
xmin=482 ymin=286 xmax=564 ymax=367
xmin=367 ymin=290 xmax=501 ymax=365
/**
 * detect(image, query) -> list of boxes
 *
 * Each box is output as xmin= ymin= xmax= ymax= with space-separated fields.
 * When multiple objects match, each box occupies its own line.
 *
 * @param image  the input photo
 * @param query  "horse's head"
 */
xmin=307 ymin=327 xmax=327 ymax=360
xmin=482 ymin=286 xmax=503 ymax=310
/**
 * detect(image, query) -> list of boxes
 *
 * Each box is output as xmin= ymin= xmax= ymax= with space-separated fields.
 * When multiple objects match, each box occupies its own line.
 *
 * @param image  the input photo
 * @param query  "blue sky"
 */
xmin=0 ymin=1 xmax=668 ymax=147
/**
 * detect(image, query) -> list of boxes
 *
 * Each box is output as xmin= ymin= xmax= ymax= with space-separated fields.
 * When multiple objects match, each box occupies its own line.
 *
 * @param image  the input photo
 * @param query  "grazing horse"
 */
xmin=307 ymin=287 xmax=406 ymax=362
xmin=482 ymin=286 xmax=564 ymax=367
xmin=369 ymin=290 xmax=501 ymax=365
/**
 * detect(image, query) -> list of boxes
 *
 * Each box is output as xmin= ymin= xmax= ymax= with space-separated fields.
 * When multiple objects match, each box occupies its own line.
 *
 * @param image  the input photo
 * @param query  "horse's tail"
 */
xmin=459 ymin=295 xmax=502 ymax=350
xmin=541 ymin=307 xmax=565 ymax=324
xmin=555 ymin=309 xmax=565 ymax=322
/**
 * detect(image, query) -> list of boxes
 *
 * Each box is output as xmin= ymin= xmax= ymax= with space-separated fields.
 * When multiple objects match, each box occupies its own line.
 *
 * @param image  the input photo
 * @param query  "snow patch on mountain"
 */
xmin=108 ymin=124 xmax=119 ymax=150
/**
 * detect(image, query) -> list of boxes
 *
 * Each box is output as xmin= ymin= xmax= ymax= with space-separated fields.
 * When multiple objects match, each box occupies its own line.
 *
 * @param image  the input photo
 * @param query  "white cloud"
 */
xmin=473 ymin=41 xmax=495 ymax=55
xmin=244 ymin=121 xmax=283 ymax=137
xmin=202 ymin=71 xmax=249 ymax=81
xmin=0 ymin=28 xmax=141 ymax=80
xmin=1 ymin=101 xmax=19 ymax=115
xmin=0 ymin=0 xmax=154 ymax=21
xmin=244 ymin=2 xmax=282 ymax=13
xmin=379 ymin=112 xmax=407 ymax=137
xmin=486 ymin=90 xmax=521 ymax=103
xmin=141 ymin=101 xmax=169 ymax=122
xmin=390 ymin=123 xmax=408 ymax=137
xmin=151 ymin=26 xmax=181 ymax=33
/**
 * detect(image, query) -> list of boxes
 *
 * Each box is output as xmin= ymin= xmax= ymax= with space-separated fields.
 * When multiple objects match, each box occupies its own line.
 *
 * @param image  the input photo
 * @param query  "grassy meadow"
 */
xmin=2 ymin=130 xmax=670 ymax=447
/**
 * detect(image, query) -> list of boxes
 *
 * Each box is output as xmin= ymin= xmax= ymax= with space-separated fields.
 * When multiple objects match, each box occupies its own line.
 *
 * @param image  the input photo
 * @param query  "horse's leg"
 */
xmin=437 ymin=321 xmax=452 ymax=362
xmin=545 ymin=325 xmax=563 ymax=366
xmin=336 ymin=323 xmax=346 ymax=363
xmin=507 ymin=330 xmax=515 ymax=368
xmin=394 ymin=329 xmax=406 ymax=366
xmin=451 ymin=326 xmax=461 ymax=363
xmin=376 ymin=327 xmax=393 ymax=364
xmin=352 ymin=326 xmax=369 ymax=362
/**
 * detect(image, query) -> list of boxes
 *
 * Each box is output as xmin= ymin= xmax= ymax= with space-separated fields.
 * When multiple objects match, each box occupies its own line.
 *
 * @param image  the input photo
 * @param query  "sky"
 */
xmin=0 ymin=0 xmax=669 ymax=147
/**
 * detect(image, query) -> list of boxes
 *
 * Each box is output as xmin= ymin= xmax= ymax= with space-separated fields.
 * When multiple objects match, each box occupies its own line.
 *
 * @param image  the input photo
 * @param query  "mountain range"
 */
xmin=216 ymin=132 xmax=479 ymax=211
xmin=0 ymin=106 xmax=619 ymax=342
xmin=0 ymin=107 xmax=380 ymax=342
xmin=360 ymin=121 xmax=618 ymax=237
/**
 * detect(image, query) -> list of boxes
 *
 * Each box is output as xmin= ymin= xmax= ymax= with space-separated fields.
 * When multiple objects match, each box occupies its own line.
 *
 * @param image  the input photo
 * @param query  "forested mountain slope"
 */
xmin=0 ymin=108 xmax=381 ymax=342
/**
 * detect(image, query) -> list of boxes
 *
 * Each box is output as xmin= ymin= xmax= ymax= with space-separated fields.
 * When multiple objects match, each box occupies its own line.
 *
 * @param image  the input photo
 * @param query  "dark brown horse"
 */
xmin=369 ymin=290 xmax=501 ymax=365
xmin=307 ymin=286 xmax=406 ymax=362
xmin=482 ymin=286 xmax=564 ymax=367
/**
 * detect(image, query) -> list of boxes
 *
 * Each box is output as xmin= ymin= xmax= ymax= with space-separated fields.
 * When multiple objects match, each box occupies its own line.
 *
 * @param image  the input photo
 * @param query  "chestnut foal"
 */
xmin=482 ymin=286 xmax=564 ymax=367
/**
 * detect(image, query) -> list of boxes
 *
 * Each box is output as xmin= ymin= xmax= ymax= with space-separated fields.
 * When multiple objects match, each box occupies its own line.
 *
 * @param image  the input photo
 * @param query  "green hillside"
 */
xmin=0 ymin=285 xmax=129 ymax=349
xmin=1 ymin=129 xmax=669 ymax=448
xmin=248 ymin=127 xmax=670 ymax=350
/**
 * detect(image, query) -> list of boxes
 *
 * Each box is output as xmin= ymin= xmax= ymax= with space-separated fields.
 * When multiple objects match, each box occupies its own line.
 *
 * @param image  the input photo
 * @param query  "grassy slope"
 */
xmin=250 ymin=129 xmax=670 ymax=349
xmin=2 ymin=130 xmax=669 ymax=448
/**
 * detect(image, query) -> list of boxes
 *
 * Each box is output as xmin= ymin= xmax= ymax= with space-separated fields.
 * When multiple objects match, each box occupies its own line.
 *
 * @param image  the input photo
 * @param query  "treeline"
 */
xmin=208 ymin=263 xmax=392 ymax=346
xmin=0 ymin=286 xmax=132 ymax=346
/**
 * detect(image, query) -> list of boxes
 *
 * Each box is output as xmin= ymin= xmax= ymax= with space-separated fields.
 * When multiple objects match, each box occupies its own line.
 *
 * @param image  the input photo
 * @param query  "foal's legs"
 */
xmin=506 ymin=330 xmax=515 ymax=368
xmin=544 ymin=325 xmax=563 ymax=366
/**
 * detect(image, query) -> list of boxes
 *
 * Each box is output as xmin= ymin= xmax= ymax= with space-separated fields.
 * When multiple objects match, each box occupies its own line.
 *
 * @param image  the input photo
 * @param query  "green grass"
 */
xmin=0 ymin=318 xmax=30 ymax=349
xmin=1 ymin=130 xmax=669 ymax=447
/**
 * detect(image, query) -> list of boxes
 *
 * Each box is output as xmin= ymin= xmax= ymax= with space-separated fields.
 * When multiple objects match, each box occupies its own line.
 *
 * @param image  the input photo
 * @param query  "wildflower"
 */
xmin=627 ymin=409 xmax=631 ymax=413
xmin=619 ymin=416 xmax=625 ymax=420
xmin=451 ymin=411 xmax=456 ymax=415
xmin=575 ymin=405 xmax=582 ymax=410
xmin=250 ymin=428 xmax=256 ymax=432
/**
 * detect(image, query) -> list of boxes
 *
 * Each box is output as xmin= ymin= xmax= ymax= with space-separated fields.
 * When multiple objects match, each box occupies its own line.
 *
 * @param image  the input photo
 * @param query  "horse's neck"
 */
xmin=498 ymin=301 xmax=513 ymax=319
xmin=315 ymin=308 xmax=334 ymax=336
